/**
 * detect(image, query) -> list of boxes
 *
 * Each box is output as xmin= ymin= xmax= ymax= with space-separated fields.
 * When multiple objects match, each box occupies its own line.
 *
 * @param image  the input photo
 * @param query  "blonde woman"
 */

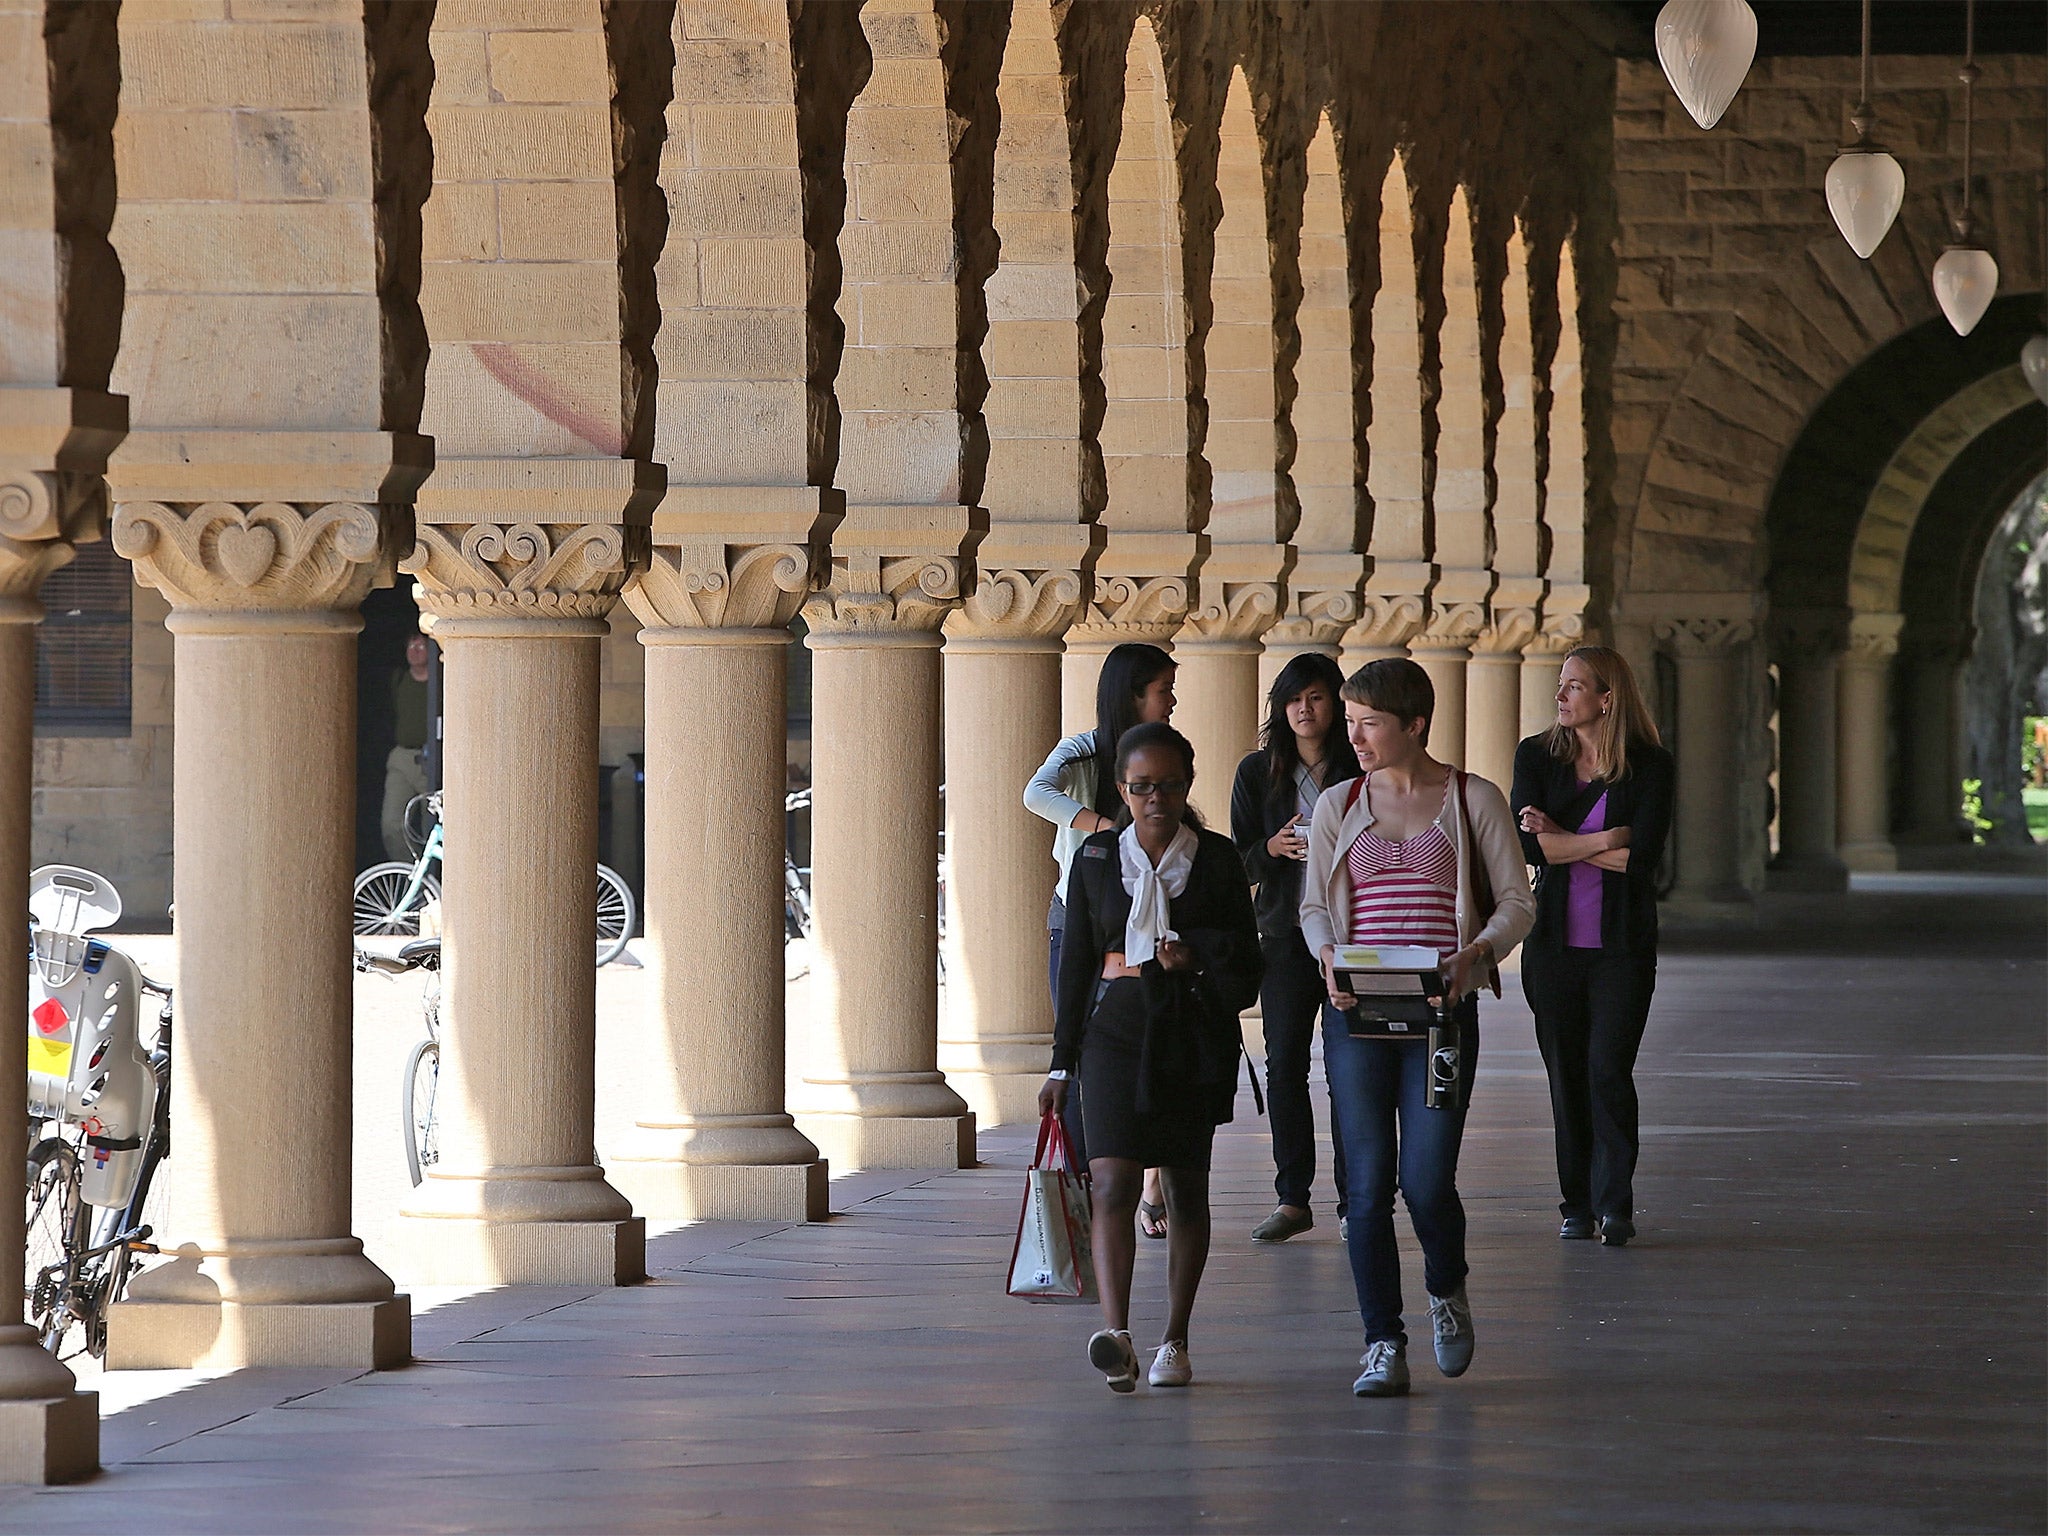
xmin=1300 ymin=659 xmax=1535 ymax=1397
xmin=1510 ymin=646 xmax=1673 ymax=1249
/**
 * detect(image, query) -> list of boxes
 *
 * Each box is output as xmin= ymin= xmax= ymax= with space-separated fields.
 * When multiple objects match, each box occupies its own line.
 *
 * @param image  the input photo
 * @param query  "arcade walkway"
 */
xmin=4 ymin=881 xmax=2043 ymax=1535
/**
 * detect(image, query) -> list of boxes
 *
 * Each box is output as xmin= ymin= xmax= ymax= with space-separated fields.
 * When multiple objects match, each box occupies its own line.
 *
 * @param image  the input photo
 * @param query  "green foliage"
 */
xmin=1960 ymin=779 xmax=1993 ymax=845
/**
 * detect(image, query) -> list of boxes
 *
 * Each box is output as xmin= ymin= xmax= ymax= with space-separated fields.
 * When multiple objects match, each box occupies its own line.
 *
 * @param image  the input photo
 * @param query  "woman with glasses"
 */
xmin=1025 ymin=641 xmax=1177 ymax=1230
xmin=1230 ymin=652 xmax=1361 ymax=1244
xmin=1037 ymin=722 xmax=1262 ymax=1393
xmin=1300 ymin=659 xmax=1534 ymax=1398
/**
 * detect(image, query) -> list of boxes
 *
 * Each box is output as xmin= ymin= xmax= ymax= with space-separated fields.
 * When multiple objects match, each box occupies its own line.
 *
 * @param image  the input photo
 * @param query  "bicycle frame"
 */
xmin=398 ymin=820 xmax=445 ymax=913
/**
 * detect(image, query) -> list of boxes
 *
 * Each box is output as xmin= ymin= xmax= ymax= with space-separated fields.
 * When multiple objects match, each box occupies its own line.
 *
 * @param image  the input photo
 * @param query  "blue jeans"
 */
xmin=1321 ymin=1000 xmax=1479 ymax=1345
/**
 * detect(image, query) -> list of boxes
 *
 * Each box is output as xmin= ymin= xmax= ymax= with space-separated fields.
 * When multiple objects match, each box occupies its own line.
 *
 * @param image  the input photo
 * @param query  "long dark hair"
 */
xmin=1111 ymin=721 xmax=1202 ymax=831
xmin=1088 ymin=642 xmax=1175 ymax=817
xmin=1260 ymin=652 xmax=1359 ymax=817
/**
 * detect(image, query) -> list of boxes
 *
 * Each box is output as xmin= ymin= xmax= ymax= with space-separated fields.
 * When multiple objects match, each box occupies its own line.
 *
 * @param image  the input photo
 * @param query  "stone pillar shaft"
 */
xmin=401 ymin=618 xmax=645 ymax=1282
xmin=941 ymin=641 xmax=1063 ymax=1124
xmin=1521 ymin=653 xmax=1565 ymax=739
xmin=1836 ymin=616 xmax=1903 ymax=872
xmin=801 ymin=628 xmax=974 ymax=1170
xmin=1411 ymin=646 xmax=1470 ymax=767
xmin=1901 ymin=646 xmax=1965 ymax=844
xmin=1175 ymin=640 xmax=1262 ymax=821
xmin=1658 ymin=617 xmax=1754 ymax=905
xmin=611 ymin=628 xmax=826 ymax=1219
xmin=1770 ymin=614 xmax=1847 ymax=892
xmin=1466 ymin=651 xmax=1523 ymax=792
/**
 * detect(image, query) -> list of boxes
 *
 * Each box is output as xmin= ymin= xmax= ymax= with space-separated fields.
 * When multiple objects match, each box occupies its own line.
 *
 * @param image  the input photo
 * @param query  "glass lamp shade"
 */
xmin=1825 ymin=148 xmax=1905 ymax=258
xmin=1930 ymin=246 xmax=1998 ymax=337
xmin=1655 ymin=0 xmax=1758 ymax=130
xmin=2022 ymin=334 xmax=2048 ymax=405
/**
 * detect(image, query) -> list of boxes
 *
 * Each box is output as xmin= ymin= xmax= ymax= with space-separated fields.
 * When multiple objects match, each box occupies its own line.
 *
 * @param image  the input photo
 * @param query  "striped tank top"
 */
xmin=1345 ymin=782 xmax=1459 ymax=956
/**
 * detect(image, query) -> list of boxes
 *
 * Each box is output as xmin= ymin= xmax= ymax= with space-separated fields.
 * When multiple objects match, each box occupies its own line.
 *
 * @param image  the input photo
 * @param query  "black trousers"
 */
xmin=1521 ymin=945 xmax=1657 ymax=1221
xmin=1261 ymin=932 xmax=1348 ymax=1215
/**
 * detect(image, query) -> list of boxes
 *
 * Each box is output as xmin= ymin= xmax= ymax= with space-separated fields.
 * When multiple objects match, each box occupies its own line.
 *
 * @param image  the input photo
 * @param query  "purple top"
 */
xmin=1566 ymin=783 xmax=1609 ymax=949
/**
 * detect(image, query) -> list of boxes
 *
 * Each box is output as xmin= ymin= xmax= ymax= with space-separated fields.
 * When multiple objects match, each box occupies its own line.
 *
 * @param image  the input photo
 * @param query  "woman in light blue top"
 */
xmin=1025 ymin=642 xmax=1176 ymax=1225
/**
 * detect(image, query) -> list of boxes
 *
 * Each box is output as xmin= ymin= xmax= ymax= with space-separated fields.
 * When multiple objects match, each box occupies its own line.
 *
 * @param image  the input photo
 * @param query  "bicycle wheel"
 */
xmin=401 ymin=1037 xmax=440 ymax=1187
xmin=354 ymin=863 xmax=441 ymax=936
xmin=595 ymin=865 xmax=635 ymax=967
xmin=24 ymin=1138 xmax=87 ymax=1356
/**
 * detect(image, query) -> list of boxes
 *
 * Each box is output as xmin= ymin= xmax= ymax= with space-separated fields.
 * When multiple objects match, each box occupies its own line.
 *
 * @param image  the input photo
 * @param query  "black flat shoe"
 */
xmin=1599 ymin=1216 xmax=1635 ymax=1247
xmin=1559 ymin=1215 xmax=1596 ymax=1240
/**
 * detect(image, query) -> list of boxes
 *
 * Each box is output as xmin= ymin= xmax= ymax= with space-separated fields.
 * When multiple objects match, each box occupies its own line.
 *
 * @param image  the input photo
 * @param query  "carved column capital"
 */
xmin=625 ymin=542 xmax=813 ymax=631
xmin=1409 ymin=601 xmax=1487 ymax=655
xmin=943 ymin=565 xmax=1087 ymax=649
xmin=1767 ymin=606 xmax=1849 ymax=663
xmin=1471 ymin=605 xmax=1540 ymax=657
xmin=1843 ymin=611 xmax=1906 ymax=666
xmin=116 ymin=499 xmax=393 ymax=613
xmin=406 ymin=456 xmax=658 ymax=630
xmin=0 ymin=386 xmax=129 ymax=616
xmin=1266 ymin=586 xmax=1361 ymax=653
xmin=1179 ymin=581 xmax=1283 ymax=647
xmin=1342 ymin=592 xmax=1427 ymax=655
xmin=1065 ymin=572 xmax=1193 ymax=649
xmin=1523 ymin=609 xmax=1587 ymax=657
xmin=1653 ymin=614 xmax=1756 ymax=657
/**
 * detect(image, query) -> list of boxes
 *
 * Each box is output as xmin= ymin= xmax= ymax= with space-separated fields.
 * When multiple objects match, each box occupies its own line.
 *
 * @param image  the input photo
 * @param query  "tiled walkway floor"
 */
xmin=6 ymin=884 xmax=2044 ymax=1534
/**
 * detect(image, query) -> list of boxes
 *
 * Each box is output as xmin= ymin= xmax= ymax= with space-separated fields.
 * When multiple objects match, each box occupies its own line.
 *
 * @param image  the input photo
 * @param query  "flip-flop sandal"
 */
xmin=1138 ymin=1199 xmax=1168 ymax=1240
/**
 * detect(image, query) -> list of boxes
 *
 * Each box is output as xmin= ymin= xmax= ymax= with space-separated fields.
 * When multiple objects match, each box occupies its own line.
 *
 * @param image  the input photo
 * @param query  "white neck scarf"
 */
xmin=1118 ymin=821 xmax=1199 ymax=966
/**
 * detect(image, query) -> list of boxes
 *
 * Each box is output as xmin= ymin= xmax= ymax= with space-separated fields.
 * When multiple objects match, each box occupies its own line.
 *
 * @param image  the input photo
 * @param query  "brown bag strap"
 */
xmin=1455 ymin=771 xmax=1503 ymax=998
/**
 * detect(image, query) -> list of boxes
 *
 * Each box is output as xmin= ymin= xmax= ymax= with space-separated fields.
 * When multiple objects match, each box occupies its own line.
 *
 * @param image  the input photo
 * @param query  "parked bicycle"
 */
xmin=353 ymin=791 xmax=637 ymax=967
xmin=23 ymin=866 xmax=173 ymax=1361
xmin=356 ymin=938 xmax=442 ymax=1187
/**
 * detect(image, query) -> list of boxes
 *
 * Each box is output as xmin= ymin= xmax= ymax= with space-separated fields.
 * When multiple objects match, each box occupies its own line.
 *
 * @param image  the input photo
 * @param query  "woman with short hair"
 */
xmin=1230 ymin=652 xmax=1360 ymax=1243
xmin=1300 ymin=659 xmax=1535 ymax=1397
xmin=1038 ymin=722 xmax=1262 ymax=1392
xmin=1511 ymin=645 xmax=1673 ymax=1248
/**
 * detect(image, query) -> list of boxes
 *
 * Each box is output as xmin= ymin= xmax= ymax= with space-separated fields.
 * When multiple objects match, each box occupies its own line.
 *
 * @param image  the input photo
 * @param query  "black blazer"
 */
xmin=1050 ymin=827 xmax=1263 ymax=1121
xmin=1229 ymin=750 xmax=1357 ymax=942
xmin=1510 ymin=736 xmax=1675 ymax=956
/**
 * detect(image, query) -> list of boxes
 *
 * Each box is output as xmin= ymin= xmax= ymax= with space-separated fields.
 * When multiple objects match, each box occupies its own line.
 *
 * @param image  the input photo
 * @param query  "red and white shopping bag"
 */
xmin=1005 ymin=1112 xmax=1096 ymax=1302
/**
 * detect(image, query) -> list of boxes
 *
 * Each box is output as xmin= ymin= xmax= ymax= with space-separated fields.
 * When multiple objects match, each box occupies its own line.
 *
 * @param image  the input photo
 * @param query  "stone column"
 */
xmin=1177 ymin=557 xmax=1284 ymax=823
xmin=395 ymin=462 xmax=654 ymax=1283
xmin=0 ymin=391 xmax=119 ymax=1479
xmin=1836 ymin=612 xmax=1903 ymax=871
xmin=1898 ymin=628 xmax=1967 ymax=845
xmin=1655 ymin=615 xmax=1755 ymax=905
xmin=607 ymin=490 xmax=835 ymax=1220
xmin=795 ymin=512 xmax=978 ymax=1171
xmin=106 ymin=436 xmax=421 ymax=1368
xmin=939 ymin=539 xmax=1088 ymax=1126
xmin=1409 ymin=602 xmax=1485 ymax=768
xmin=1467 ymin=606 xmax=1538 ymax=792
xmin=1768 ymin=608 xmax=1849 ymax=893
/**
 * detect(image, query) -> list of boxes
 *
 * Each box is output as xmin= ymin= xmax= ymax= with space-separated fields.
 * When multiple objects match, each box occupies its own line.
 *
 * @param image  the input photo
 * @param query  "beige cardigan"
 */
xmin=1298 ymin=769 xmax=1537 ymax=986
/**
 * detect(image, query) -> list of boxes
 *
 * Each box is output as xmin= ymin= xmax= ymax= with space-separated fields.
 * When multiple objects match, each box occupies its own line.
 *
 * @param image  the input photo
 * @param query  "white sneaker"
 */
xmin=1087 ymin=1328 xmax=1138 ymax=1393
xmin=1352 ymin=1338 xmax=1409 ymax=1397
xmin=1148 ymin=1339 xmax=1192 ymax=1388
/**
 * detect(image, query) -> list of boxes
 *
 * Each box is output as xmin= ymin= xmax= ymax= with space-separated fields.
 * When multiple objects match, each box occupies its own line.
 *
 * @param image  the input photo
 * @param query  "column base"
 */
xmin=797 ymin=1111 xmax=976 ymax=1172
xmin=0 ymin=1393 xmax=97 ymax=1485
xmin=1839 ymin=839 xmax=1898 ymax=872
xmin=1766 ymin=859 xmax=1849 ymax=894
xmin=104 ymin=1295 xmax=410 ymax=1371
xmin=608 ymin=1158 xmax=828 ymax=1223
xmin=386 ymin=1218 xmax=646 ymax=1287
xmin=947 ymin=1068 xmax=1044 ymax=1130
xmin=1659 ymin=893 xmax=1758 ymax=930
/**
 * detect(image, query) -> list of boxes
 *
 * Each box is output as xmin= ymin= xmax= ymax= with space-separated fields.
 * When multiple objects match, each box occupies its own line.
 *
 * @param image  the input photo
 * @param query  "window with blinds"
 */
xmin=36 ymin=541 xmax=132 ymax=734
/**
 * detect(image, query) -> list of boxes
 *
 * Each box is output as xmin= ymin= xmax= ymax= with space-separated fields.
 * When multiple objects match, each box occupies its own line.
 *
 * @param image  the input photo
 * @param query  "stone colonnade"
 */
xmin=1 ymin=0 xmax=1623 ymax=1477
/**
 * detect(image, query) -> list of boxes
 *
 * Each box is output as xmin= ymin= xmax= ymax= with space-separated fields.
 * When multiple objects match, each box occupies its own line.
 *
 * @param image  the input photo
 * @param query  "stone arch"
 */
xmin=1201 ymin=65 xmax=1283 ymax=549
xmin=1269 ymin=109 xmax=1365 ymax=661
xmin=1097 ymin=13 xmax=1191 ymax=541
xmin=1621 ymin=168 xmax=2044 ymax=600
xmin=979 ymin=0 xmax=1092 ymax=527
xmin=1349 ymin=151 xmax=1427 ymax=658
xmin=1850 ymin=368 xmax=2040 ymax=617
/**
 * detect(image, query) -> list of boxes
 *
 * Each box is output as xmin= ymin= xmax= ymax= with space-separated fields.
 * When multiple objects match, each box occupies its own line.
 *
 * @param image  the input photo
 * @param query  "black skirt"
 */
xmin=1078 ymin=978 xmax=1220 ymax=1171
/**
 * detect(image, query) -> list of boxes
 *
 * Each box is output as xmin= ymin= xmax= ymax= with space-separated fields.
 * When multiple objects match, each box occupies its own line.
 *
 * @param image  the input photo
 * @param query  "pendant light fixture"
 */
xmin=1655 ymin=0 xmax=1758 ymax=130
xmin=1825 ymin=0 xmax=1905 ymax=259
xmin=1931 ymin=0 xmax=1998 ymax=337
